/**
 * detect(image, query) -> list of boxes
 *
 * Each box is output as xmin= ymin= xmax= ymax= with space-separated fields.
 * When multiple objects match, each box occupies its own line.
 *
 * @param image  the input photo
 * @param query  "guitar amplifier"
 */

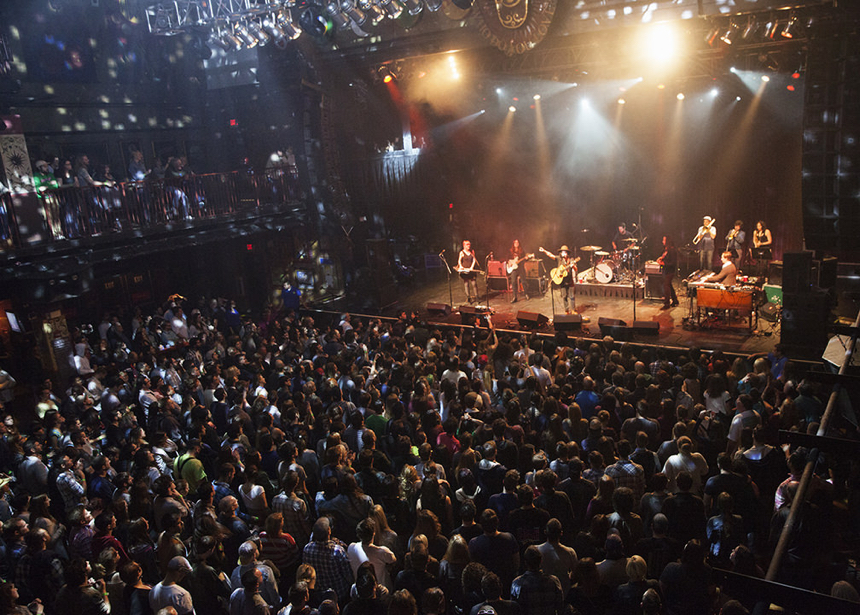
xmin=645 ymin=260 xmax=663 ymax=275
xmin=487 ymin=260 xmax=506 ymax=277
xmin=523 ymin=260 xmax=542 ymax=278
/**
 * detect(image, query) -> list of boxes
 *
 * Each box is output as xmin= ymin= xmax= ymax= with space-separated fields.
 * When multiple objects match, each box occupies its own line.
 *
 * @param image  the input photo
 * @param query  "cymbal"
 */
xmin=629 ymin=246 xmax=640 ymax=251
xmin=580 ymin=245 xmax=602 ymax=251
xmin=595 ymin=251 xmax=610 ymax=257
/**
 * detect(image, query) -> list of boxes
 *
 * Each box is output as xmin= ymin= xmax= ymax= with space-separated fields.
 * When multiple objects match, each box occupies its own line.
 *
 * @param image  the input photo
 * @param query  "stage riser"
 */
xmin=574 ymin=283 xmax=642 ymax=299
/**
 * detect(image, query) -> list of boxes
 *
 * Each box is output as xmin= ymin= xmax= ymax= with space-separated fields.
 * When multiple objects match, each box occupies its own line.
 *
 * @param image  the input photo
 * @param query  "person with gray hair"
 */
xmin=230 ymin=541 xmax=280 ymax=610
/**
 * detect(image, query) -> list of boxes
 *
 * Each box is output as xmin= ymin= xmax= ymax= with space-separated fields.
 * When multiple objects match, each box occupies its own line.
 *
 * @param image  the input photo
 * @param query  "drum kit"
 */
xmin=580 ymin=238 xmax=641 ymax=284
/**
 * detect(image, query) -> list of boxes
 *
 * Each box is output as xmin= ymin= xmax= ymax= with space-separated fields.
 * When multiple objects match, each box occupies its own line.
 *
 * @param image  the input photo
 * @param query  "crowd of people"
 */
xmin=0 ymin=296 xmax=857 ymax=615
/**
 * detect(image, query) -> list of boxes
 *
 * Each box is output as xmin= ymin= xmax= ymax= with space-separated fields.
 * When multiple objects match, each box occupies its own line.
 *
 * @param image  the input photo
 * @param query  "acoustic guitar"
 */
xmin=549 ymin=257 xmax=580 ymax=285
xmin=506 ymin=253 xmax=535 ymax=274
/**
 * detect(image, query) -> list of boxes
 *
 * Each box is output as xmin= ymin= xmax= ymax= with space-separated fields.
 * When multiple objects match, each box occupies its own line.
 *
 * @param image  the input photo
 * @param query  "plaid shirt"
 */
xmin=272 ymin=492 xmax=311 ymax=548
xmin=56 ymin=469 xmax=86 ymax=511
xmin=510 ymin=570 xmax=563 ymax=615
xmin=302 ymin=539 xmax=353 ymax=601
xmin=604 ymin=459 xmax=646 ymax=500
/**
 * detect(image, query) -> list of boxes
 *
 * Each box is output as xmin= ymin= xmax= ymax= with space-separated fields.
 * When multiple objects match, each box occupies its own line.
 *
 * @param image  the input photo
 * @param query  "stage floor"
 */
xmin=386 ymin=272 xmax=781 ymax=355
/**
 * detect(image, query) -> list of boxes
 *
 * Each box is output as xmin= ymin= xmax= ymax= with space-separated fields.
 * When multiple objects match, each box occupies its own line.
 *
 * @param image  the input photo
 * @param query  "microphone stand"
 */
xmin=439 ymin=251 xmax=453 ymax=308
xmin=484 ymin=253 xmax=493 ymax=310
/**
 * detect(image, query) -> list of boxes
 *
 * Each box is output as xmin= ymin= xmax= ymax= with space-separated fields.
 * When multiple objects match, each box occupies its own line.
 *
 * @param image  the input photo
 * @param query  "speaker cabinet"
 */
xmin=817 ymin=257 xmax=837 ymax=289
xmin=632 ymin=321 xmax=660 ymax=335
xmin=781 ymin=290 xmax=830 ymax=355
xmin=523 ymin=260 xmax=542 ymax=278
xmin=598 ymin=317 xmax=628 ymax=340
xmin=782 ymin=252 xmax=813 ymax=294
xmin=516 ymin=311 xmax=549 ymax=329
xmin=767 ymin=261 xmax=783 ymax=287
xmin=487 ymin=260 xmax=506 ymax=277
xmin=645 ymin=274 xmax=665 ymax=300
xmin=426 ymin=302 xmax=451 ymax=316
xmin=553 ymin=314 xmax=582 ymax=331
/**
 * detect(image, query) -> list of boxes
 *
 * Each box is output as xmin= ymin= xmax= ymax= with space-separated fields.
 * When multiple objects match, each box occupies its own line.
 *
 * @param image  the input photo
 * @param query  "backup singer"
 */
xmin=539 ymin=245 xmax=577 ymax=314
xmin=725 ymin=220 xmax=745 ymax=261
xmin=752 ymin=220 xmax=773 ymax=276
xmin=693 ymin=216 xmax=717 ymax=270
xmin=458 ymin=239 xmax=479 ymax=304
xmin=657 ymin=236 xmax=680 ymax=310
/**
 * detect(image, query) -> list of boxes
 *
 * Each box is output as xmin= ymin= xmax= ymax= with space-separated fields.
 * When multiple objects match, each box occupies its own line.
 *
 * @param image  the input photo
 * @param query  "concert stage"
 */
xmin=389 ymin=272 xmax=781 ymax=355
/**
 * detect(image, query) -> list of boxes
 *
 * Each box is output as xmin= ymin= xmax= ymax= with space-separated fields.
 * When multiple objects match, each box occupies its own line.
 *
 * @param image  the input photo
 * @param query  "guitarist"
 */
xmin=539 ymin=245 xmax=578 ymax=314
xmin=458 ymin=239 xmax=480 ymax=304
xmin=507 ymin=239 xmax=534 ymax=304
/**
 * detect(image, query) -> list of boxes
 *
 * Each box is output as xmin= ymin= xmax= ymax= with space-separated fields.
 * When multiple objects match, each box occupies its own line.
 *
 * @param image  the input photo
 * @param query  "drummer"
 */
xmin=612 ymin=223 xmax=635 ymax=251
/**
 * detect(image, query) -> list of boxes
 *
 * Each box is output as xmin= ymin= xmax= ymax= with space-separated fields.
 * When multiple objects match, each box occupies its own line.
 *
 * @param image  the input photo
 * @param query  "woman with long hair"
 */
xmin=416 ymin=478 xmax=453 ymax=535
xmin=437 ymin=534 xmax=470 ymax=608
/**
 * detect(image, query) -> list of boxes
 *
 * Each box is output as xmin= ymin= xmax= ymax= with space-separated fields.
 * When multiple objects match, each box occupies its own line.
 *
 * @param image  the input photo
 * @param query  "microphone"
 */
xmin=439 ymin=249 xmax=445 ymax=256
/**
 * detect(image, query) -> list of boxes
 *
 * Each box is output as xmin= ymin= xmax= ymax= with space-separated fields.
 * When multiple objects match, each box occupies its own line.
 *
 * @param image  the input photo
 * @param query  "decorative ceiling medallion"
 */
xmin=474 ymin=0 xmax=557 ymax=56
xmin=495 ymin=0 xmax=527 ymax=29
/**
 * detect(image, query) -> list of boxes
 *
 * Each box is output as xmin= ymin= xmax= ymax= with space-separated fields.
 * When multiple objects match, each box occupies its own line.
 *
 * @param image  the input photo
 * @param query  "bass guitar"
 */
xmin=506 ymin=253 xmax=535 ymax=274
xmin=454 ymin=266 xmax=483 ymax=280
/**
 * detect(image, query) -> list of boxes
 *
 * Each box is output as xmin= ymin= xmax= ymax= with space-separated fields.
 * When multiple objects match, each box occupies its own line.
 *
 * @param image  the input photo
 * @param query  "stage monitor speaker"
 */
xmin=426 ymin=302 xmax=451 ymax=316
xmin=783 ymin=252 xmax=813 ymax=294
xmin=553 ymin=314 xmax=582 ymax=331
xmin=516 ymin=311 xmax=549 ymax=329
xmin=487 ymin=260 xmax=506 ymax=277
xmin=459 ymin=305 xmax=484 ymax=325
xmin=598 ymin=317 xmax=628 ymax=340
xmin=645 ymin=274 xmax=665 ymax=300
xmin=767 ymin=261 xmax=783 ymax=287
xmin=632 ymin=321 xmax=660 ymax=335
xmin=759 ymin=302 xmax=781 ymax=323
xmin=818 ymin=257 xmax=837 ymax=289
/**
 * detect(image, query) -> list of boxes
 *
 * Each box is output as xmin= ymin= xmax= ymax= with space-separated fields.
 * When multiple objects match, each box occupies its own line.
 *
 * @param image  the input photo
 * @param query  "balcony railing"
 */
xmin=0 ymin=170 xmax=299 ymax=251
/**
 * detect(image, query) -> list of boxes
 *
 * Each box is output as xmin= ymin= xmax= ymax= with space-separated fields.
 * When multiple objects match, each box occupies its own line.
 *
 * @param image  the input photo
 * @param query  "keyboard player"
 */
xmin=702 ymin=251 xmax=737 ymax=286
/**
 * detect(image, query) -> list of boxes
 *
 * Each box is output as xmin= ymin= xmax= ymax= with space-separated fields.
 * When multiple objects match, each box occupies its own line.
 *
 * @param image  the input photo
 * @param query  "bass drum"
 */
xmin=595 ymin=261 xmax=618 ymax=284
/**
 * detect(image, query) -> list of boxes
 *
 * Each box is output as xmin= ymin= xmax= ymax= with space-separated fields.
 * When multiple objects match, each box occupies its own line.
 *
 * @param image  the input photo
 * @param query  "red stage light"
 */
xmin=787 ymin=85 xmax=795 ymax=91
xmin=792 ymin=72 xmax=800 ymax=79
xmin=449 ymin=203 xmax=453 ymax=209
xmin=246 ymin=243 xmax=254 ymax=251
xmin=383 ymin=74 xmax=393 ymax=83
xmin=230 ymin=119 xmax=238 ymax=126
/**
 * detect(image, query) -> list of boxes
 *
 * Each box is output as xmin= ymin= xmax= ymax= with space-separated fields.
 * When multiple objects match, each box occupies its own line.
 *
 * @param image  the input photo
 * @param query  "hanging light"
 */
xmin=325 ymin=2 xmax=352 ymax=28
xmin=402 ymin=0 xmax=423 ymax=16
xmin=340 ymin=0 xmax=367 ymax=25
xmin=277 ymin=12 xmax=302 ymax=40
xmin=720 ymin=24 xmax=738 ymax=45
xmin=764 ymin=19 xmax=780 ymax=40
xmin=247 ymin=21 xmax=270 ymax=44
xmin=705 ymin=25 xmax=721 ymax=47
xmin=221 ymin=29 xmax=244 ymax=50
xmin=379 ymin=0 xmax=403 ymax=19
xmin=425 ymin=0 xmax=443 ymax=11
xmin=742 ymin=17 xmax=758 ymax=40
xmin=233 ymin=23 xmax=258 ymax=47
xmin=359 ymin=0 xmax=386 ymax=25
xmin=781 ymin=15 xmax=800 ymax=38
xmin=211 ymin=31 xmax=232 ymax=51
xmin=263 ymin=15 xmax=285 ymax=39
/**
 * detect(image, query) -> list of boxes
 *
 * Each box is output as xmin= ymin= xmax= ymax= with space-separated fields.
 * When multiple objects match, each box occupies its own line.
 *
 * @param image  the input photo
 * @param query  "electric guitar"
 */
xmin=506 ymin=253 xmax=535 ymax=274
xmin=454 ymin=265 xmax=483 ymax=279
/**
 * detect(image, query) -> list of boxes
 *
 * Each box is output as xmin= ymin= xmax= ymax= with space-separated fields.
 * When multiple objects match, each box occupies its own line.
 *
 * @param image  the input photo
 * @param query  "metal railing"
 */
xmin=0 ymin=169 xmax=299 ymax=250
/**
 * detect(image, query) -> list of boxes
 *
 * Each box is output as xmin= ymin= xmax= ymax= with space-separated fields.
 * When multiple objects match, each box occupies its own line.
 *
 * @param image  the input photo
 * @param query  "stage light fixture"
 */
xmin=277 ymin=12 xmax=302 ymax=40
xmin=425 ymin=0 xmax=444 ymax=11
xmin=359 ymin=0 xmax=386 ymax=24
xmin=781 ymin=15 xmax=799 ymax=38
xmin=234 ymin=23 xmax=258 ymax=47
xmin=617 ymin=98 xmax=626 ymax=105
xmin=402 ymin=0 xmax=423 ymax=15
xmin=247 ymin=21 xmax=270 ymax=44
xmin=705 ymin=25 xmax=721 ymax=47
xmin=325 ymin=2 xmax=352 ymax=28
xmin=533 ymin=94 xmax=540 ymax=101
xmin=509 ymin=105 xmax=516 ymax=112
xmin=720 ymin=25 xmax=738 ymax=45
xmin=263 ymin=16 xmax=285 ymax=39
xmin=379 ymin=0 xmax=403 ymax=19
xmin=341 ymin=0 xmax=367 ymax=25
xmin=676 ymin=93 xmax=685 ymax=100
xmin=761 ymin=75 xmax=770 ymax=82
xmin=742 ymin=17 xmax=758 ymax=40
xmin=211 ymin=32 xmax=232 ymax=51
xmin=764 ymin=19 xmax=780 ymax=40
